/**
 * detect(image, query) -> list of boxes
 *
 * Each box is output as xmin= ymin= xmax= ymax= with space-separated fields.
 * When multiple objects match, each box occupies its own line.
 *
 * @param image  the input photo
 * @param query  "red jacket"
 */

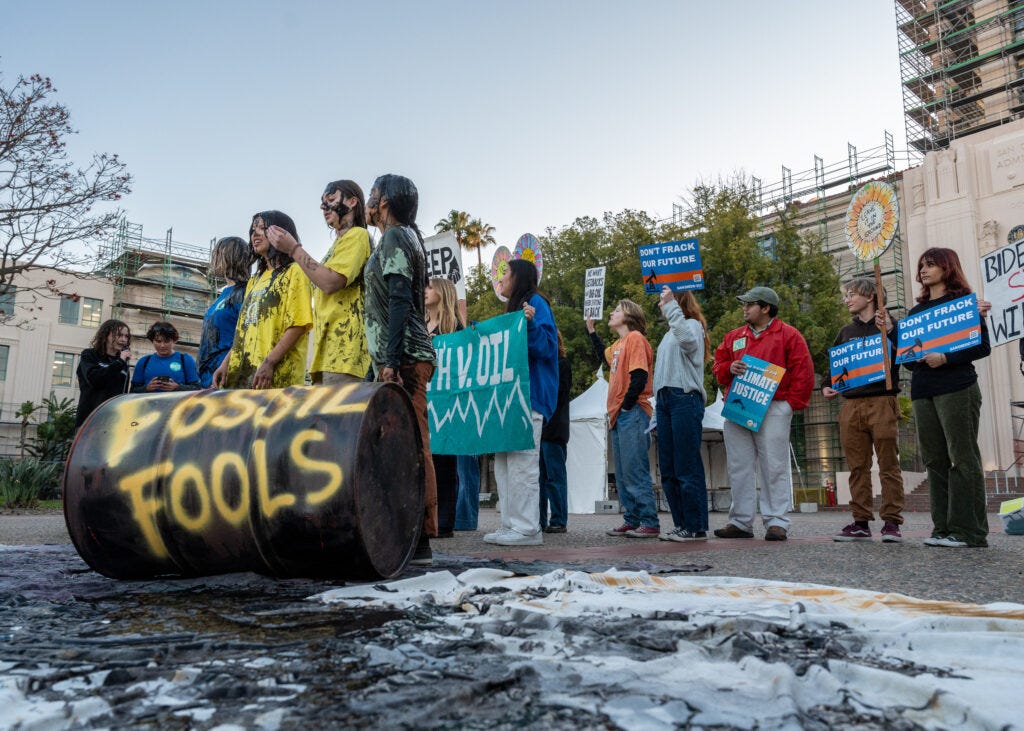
xmin=712 ymin=318 xmax=815 ymax=411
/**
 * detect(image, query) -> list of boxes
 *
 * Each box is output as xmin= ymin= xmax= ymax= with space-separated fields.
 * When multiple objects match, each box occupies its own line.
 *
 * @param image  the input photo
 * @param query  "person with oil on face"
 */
xmin=265 ymin=180 xmax=371 ymax=385
xmin=212 ymin=211 xmax=313 ymax=390
xmin=130 ymin=321 xmax=201 ymax=393
xmin=75 ymin=319 xmax=133 ymax=429
xmin=363 ymin=174 xmax=437 ymax=565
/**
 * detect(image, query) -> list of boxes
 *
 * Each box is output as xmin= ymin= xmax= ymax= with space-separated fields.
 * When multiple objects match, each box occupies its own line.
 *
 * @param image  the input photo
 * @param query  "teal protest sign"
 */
xmin=721 ymin=355 xmax=786 ymax=432
xmin=427 ymin=311 xmax=534 ymax=455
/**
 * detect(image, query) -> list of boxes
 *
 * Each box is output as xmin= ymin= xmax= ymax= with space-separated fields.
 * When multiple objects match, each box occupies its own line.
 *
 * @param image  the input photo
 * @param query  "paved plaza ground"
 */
xmin=3 ymin=506 xmax=1021 ymax=604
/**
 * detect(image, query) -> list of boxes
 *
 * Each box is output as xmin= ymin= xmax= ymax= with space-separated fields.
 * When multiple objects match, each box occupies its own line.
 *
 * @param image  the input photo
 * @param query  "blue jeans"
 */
xmin=610 ymin=407 xmax=659 ymax=528
xmin=539 ymin=440 xmax=568 ymax=528
xmin=454 ymin=455 xmax=480 ymax=530
xmin=656 ymin=387 xmax=708 ymax=533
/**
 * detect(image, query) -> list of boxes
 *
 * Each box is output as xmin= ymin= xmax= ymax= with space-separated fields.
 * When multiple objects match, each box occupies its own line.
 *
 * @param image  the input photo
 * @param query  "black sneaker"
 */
xmin=409 ymin=537 xmax=433 ymax=566
xmin=543 ymin=525 xmax=567 ymax=534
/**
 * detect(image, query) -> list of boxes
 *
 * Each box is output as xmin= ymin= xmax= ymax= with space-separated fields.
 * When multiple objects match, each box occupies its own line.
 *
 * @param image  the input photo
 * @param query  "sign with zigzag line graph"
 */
xmin=427 ymin=311 xmax=534 ymax=455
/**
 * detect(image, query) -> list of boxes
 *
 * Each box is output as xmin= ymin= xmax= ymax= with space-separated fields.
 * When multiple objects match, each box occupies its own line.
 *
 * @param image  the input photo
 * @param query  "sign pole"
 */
xmin=874 ymin=258 xmax=892 ymax=390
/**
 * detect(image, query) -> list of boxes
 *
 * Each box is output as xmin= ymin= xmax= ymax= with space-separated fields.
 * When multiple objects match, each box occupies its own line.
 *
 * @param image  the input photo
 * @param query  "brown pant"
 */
xmin=838 ymin=395 xmax=904 ymax=524
xmin=399 ymin=362 xmax=438 ymax=538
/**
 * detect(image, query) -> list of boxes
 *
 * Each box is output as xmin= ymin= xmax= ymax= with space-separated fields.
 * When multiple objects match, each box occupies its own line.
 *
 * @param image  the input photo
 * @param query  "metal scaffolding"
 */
xmin=897 ymin=0 xmax=1024 ymax=160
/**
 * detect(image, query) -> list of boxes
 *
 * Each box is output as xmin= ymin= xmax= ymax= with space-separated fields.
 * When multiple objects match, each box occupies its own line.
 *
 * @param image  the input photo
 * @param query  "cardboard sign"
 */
xmin=583 ymin=266 xmax=606 ymax=320
xmin=981 ymin=240 xmax=1024 ymax=347
xmin=829 ymin=335 xmax=886 ymax=392
xmin=721 ymin=355 xmax=786 ymax=432
xmin=896 ymin=293 xmax=982 ymax=364
xmin=638 ymin=238 xmax=703 ymax=293
xmin=422 ymin=230 xmax=466 ymax=299
xmin=426 ymin=311 xmax=534 ymax=455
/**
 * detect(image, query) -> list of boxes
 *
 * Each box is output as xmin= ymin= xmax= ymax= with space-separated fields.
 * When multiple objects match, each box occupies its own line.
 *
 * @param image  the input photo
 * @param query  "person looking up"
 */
xmin=212 ymin=211 xmax=312 ymax=389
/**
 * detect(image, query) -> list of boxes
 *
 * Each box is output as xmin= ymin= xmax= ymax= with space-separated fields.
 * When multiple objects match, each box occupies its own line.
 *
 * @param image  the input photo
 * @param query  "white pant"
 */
xmin=723 ymin=400 xmax=793 ymax=531
xmin=494 ymin=410 xmax=544 ymax=536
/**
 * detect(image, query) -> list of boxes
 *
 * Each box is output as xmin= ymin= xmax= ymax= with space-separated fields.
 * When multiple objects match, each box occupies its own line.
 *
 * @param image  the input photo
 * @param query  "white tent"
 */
xmin=566 ymin=379 xmax=728 ymax=514
xmin=566 ymin=376 xmax=610 ymax=514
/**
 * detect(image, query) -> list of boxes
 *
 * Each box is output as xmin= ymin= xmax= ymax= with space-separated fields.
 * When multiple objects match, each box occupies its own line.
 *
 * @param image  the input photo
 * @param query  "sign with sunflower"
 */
xmin=845 ymin=181 xmax=899 ymax=261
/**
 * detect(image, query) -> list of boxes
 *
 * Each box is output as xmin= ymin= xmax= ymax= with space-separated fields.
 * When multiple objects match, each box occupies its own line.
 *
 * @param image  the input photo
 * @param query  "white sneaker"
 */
xmin=483 ymin=529 xmax=517 ymax=544
xmin=490 ymin=531 xmax=543 ymax=546
xmin=934 ymin=535 xmax=968 ymax=547
xmin=923 ymin=536 xmax=943 ymax=546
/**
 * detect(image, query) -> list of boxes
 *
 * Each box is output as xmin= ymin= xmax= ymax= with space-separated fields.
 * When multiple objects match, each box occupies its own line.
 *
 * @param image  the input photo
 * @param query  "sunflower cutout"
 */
xmin=845 ymin=182 xmax=899 ymax=261
xmin=490 ymin=246 xmax=512 ymax=302
xmin=513 ymin=233 xmax=543 ymax=282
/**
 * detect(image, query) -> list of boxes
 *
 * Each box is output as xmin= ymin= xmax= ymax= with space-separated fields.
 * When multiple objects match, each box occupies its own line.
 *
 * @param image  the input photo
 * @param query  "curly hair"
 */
xmin=90 ymin=319 xmax=130 ymax=352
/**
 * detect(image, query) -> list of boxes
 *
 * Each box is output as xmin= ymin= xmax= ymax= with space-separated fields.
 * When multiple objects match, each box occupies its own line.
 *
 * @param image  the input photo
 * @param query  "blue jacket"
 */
xmin=525 ymin=294 xmax=559 ymax=420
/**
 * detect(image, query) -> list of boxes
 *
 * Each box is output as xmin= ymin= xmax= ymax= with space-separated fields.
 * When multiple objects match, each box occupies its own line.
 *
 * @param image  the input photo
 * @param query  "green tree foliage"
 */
xmin=463 ymin=176 xmax=846 ymax=400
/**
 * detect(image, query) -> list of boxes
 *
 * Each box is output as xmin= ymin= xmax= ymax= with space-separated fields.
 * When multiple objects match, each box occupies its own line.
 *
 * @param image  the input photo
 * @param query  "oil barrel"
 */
xmin=63 ymin=382 xmax=424 ymax=581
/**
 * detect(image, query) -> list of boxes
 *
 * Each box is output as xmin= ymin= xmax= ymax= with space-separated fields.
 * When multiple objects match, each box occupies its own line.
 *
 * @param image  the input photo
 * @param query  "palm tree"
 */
xmin=463 ymin=218 xmax=496 ymax=271
xmin=435 ymin=210 xmax=471 ymax=251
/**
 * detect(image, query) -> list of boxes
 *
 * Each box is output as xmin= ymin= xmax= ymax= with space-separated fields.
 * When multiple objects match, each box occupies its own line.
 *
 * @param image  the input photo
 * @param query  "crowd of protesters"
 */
xmin=74 ymin=171 xmax=995 ymax=562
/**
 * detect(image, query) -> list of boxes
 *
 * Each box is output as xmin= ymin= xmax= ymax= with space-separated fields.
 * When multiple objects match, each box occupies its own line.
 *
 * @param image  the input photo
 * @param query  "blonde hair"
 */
xmin=428 ymin=277 xmax=463 ymax=334
xmin=617 ymin=299 xmax=647 ymax=336
xmin=843 ymin=276 xmax=886 ymax=306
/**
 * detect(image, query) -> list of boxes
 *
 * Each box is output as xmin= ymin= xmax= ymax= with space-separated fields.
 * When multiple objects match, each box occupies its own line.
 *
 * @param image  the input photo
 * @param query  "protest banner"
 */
xmin=828 ymin=334 xmax=885 ymax=392
xmin=895 ymin=293 xmax=982 ymax=364
xmin=721 ymin=355 xmax=786 ymax=432
xmin=980 ymin=238 xmax=1024 ymax=347
xmin=426 ymin=311 xmax=534 ymax=455
xmin=583 ymin=266 xmax=606 ymax=319
xmin=638 ymin=238 xmax=703 ymax=293
xmin=422 ymin=230 xmax=465 ymax=299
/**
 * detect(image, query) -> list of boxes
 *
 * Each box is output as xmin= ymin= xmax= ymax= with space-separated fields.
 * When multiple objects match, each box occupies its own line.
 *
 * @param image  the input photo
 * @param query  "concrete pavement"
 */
xmin=3 ymin=507 xmax=1022 ymax=605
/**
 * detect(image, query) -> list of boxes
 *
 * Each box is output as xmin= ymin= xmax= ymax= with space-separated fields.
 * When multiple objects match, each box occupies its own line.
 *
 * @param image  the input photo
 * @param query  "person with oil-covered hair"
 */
xmin=75 ymin=319 xmax=132 ymax=428
xmin=212 ymin=211 xmax=312 ymax=390
xmin=198 ymin=236 xmax=253 ymax=387
xmin=364 ymin=174 xmax=437 ymax=565
xmin=265 ymin=180 xmax=371 ymax=384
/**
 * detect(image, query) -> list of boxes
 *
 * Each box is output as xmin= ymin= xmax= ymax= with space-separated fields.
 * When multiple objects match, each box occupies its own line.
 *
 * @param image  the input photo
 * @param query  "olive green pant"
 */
xmin=912 ymin=383 xmax=988 ymax=546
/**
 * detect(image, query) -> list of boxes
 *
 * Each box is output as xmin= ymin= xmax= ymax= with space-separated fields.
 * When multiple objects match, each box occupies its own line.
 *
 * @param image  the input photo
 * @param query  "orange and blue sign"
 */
xmin=829 ymin=335 xmax=885 ymax=392
xmin=639 ymin=238 xmax=703 ymax=293
xmin=896 ymin=293 xmax=982 ymax=364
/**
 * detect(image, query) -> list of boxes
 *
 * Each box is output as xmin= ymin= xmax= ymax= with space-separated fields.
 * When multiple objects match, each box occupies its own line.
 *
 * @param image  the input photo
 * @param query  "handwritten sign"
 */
xmin=829 ymin=335 xmax=885 ymax=392
xmin=638 ymin=238 xmax=703 ymax=293
xmin=426 ymin=311 xmax=534 ymax=455
xmin=583 ymin=266 xmax=606 ymax=320
xmin=896 ymin=293 xmax=982 ymax=363
xmin=981 ymin=239 xmax=1024 ymax=347
xmin=721 ymin=355 xmax=786 ymax=432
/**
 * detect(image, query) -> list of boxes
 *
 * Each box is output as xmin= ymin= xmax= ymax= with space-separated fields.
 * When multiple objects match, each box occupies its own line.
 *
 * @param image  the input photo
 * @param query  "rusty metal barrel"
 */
xmin=63 ymin=382 xmax=424 ymax=581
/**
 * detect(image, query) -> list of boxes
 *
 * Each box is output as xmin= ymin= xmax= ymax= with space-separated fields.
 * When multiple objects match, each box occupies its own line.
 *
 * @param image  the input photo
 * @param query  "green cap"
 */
xmin=737 ymin=286 xmax=779 ymax=307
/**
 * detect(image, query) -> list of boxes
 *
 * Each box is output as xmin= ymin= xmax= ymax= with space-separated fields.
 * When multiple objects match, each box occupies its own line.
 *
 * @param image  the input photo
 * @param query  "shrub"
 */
xmin=0 ymin=458 xmax=61 ymax=508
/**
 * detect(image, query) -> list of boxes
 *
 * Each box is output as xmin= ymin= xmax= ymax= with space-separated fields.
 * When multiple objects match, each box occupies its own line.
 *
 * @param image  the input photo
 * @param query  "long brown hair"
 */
xmin=90 ymin=319 xmax=130 ymax=352
xmin=674 ymin=290 xmax=712 ymax=362
xmin=915 ymin=247 xmax=972 ymax=304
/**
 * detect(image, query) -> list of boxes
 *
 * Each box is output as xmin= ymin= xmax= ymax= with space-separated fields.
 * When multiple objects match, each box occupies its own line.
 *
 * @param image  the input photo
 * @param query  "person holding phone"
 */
xmin=131 ymin=321 xmax=201 ymax=393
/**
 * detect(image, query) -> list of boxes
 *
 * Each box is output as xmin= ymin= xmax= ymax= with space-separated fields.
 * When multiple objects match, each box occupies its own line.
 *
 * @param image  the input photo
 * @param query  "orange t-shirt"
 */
xmin=605 ymin=330 xmax=653 ymax=428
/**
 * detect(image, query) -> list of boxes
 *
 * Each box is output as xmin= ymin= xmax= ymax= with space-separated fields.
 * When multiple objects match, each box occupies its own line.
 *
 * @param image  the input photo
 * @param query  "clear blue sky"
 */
xmin=1 ymin=1 xmax=907 ymax=262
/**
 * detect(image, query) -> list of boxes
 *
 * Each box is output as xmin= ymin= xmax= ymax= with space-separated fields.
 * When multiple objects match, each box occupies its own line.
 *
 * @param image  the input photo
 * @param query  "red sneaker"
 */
xmin=606 ymin=523 xmax=637 ymax=537
xmin=625 ymin=526 xmax=661 ymax=538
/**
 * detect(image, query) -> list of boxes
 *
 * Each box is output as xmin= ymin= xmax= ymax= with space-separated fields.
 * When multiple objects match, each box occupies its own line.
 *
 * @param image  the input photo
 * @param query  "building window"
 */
xmin=757 ymin=235 xmax=778 ymax=260
xmin=59 ymin=296 xmax=80 ymax=325
xmin=52 ymin=351 xmax=75 ymax=387
xmin=0 ymin=344 xmax=8 ymax=381
xmin=81 ymin=297 xmax=103 ymax=328
xmin=0 ymin=285 xmax=14 ymax=316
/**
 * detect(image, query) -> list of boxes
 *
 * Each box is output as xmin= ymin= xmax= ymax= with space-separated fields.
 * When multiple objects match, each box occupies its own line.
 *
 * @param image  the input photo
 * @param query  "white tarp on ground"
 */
xmin=567 ymin=379 xmax=729 ymax=514
xmin=314 ymin=569 xmax=1024 ymax=730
